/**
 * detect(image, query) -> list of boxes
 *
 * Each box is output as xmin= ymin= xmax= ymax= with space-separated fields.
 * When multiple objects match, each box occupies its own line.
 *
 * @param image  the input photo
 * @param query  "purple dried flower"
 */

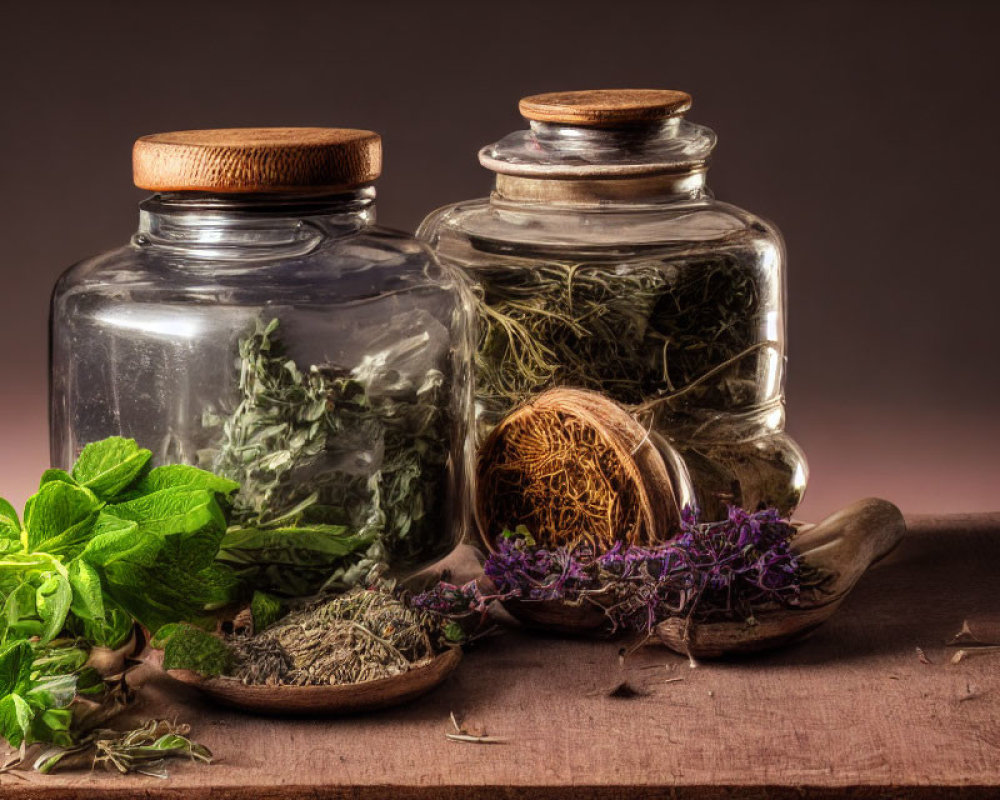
xmin=414 ymin=506 xmax=808 ymax=631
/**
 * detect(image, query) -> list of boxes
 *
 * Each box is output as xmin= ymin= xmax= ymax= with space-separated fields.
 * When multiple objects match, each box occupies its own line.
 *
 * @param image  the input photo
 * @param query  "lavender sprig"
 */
xmin=413 ymin=506 xmax=809 ymax=632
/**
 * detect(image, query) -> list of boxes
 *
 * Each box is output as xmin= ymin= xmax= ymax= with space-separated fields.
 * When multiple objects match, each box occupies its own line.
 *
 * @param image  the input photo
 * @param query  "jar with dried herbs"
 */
xmin=418 ymin=90 xmax=807 ymax=528
xmin=50 ymin=128 xmax=475 ymax=596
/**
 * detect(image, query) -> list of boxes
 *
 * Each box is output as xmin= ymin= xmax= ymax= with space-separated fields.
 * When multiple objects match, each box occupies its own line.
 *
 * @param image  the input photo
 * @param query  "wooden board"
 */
xmin=2 ymin=514 xmax=998 ymax=798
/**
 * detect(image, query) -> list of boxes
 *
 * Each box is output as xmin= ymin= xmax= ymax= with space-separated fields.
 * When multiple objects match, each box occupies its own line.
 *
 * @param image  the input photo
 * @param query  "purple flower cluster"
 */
xmin=412 ymin=506 xmax=806 ymax=631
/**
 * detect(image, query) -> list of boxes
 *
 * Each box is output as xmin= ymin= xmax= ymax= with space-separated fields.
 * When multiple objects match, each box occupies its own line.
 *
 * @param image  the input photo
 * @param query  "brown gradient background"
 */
xmin=0 ymin=1 xmax=997 ymax=519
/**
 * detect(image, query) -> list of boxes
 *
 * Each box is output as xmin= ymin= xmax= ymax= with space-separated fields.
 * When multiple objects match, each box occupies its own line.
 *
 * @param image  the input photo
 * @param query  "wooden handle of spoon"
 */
xmin=791 ymin=498 xmax=906 ymax=598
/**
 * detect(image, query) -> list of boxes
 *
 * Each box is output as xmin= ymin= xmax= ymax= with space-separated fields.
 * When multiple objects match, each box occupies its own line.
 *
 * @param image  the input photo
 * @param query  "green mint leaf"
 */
xmin=32 ymin=707 xmax=74 ymax=747
xmin=79 ymin=514 xmax=161 ymax=568
xmin=2 ymin=582 xmax=42 ymax=642
xmin=67 ymin=558 xmax=105 ymax=622
xmin=39 ymin=469 xmax=77 ymax=488
xmin=443 ymin=622 xmax=465 ymax=643
xmin=71 ymin=437 xmax=152 ymax=500
xmin=160 ymin=625 xmax=231 ymax=678
xmin=0 ymin=640 xmax=33 ymax=695
xmin=35 ymin=573 xmax=72 ymax=644
xmin=107 ymin=487 xmax=222 ymax=536
xmin=149 ymin=623 xmax=183 ymax=649
xmin=69 ymin=603 xmax=133 ymax=650
xmin=25 ymin=673 xmax=76 ymax=710
xmin=0 ymin=691 xmax=34 ymax=747
xmin=22 ymin=481 xmax=100 ymax=555
xmin=250 ymin=591 xmax=283 ymax=631
xmin=130 ymin=464 xmax=239 ymax=498
xmin=219 ymin=524 xmax=373 ymax=562
xmin=0 ymin=498 xmax=20 ymax=541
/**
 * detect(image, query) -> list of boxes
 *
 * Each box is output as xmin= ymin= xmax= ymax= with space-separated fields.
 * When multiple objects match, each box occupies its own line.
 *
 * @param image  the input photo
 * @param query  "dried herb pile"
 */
xmin=414 ymin=506 xmax=813 ymax=632
xmin=159 ymin=584 xmax=456 ymax=686
xmin=202 ymin=318 xmax=453 ymax=596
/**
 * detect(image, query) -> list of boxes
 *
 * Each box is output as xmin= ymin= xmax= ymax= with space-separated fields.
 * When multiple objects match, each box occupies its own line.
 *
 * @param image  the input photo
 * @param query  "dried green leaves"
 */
xmin=206 ymin=319 xmax=453 ymax=595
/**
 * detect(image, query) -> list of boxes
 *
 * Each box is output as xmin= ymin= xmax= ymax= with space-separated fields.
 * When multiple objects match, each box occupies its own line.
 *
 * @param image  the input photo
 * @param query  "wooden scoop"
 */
xmin=166 ymin=647 xmax=461 ymax=715
xmin=656 ymin=497 xmax=906 ymax=657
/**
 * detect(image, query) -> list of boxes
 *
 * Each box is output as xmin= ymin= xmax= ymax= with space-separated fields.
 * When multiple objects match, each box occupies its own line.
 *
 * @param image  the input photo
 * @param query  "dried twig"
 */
xmin=445 ymin=712 xmax=508 ymax=745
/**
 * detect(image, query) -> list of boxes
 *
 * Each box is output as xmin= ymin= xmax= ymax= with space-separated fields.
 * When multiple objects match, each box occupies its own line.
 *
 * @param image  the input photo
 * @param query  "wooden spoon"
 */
xmin=655 ymin=497 xmax=906 ymax=657
xmin=166 ymin=647 xmax=462 ymax=715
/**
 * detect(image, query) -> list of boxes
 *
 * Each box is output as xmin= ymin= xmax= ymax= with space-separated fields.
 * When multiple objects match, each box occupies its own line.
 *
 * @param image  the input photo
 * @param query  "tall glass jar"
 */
xmin=418 ymin=90 xmax=807 ymax=525
xmin=51 ymin=128 xmax=475 ymax=595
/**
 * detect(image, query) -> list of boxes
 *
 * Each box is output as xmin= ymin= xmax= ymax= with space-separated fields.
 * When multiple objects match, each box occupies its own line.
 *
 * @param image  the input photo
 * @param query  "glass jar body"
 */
xmin=51 ymin=192 xmax=475 ymax=592
xmin=418 ymin=190 xmax=807 ymax=520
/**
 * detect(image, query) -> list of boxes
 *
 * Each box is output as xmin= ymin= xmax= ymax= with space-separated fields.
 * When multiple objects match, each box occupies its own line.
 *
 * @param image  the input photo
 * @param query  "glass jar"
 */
xmin=418 ymin=90 xmax=807 ymax=523
xmin=50 ymin=128 xmax=475 ymax=595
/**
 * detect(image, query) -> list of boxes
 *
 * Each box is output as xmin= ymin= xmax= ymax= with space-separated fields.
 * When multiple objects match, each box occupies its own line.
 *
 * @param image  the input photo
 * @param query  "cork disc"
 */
xmin=476 ymin=388 xmax=683 ymax=552
xmin=133 ymin=127 xmax=381 ymax=192
xmin=519 ymin=89 xmax=692 ymax=126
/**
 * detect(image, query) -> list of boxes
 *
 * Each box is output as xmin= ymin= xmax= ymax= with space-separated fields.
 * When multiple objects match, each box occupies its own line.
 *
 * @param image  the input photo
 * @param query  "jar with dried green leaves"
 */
xmin=50 ymin=128 xmax=476 ymax=596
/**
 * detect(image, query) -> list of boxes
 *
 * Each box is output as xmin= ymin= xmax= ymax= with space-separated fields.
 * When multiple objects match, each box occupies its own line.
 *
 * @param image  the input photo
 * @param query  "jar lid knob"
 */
xmin=133 ymin=127 xmax=381 ymax=193
xmin=518 ymin=89 xmax=692 ymax=127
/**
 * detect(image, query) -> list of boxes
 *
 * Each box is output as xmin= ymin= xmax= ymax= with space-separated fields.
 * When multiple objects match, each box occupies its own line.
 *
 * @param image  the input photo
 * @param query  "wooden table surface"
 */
xmin=2 ymin=513 xmax=998 ymax=799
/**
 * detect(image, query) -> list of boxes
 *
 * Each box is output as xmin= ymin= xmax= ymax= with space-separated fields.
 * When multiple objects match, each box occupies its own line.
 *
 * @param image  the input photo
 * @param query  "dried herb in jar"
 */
xmin=201 ymin=319 xmax=452 ymax=596
xmin=473 ymin=254 xmax=768 ymax=423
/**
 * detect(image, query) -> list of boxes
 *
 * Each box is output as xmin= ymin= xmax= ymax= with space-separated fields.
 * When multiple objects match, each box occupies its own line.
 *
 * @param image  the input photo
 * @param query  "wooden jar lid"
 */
xmin=519 ymin=89 xmax=692 ymax=126
xmin=133 ymin=127 xmax=381 ymax=192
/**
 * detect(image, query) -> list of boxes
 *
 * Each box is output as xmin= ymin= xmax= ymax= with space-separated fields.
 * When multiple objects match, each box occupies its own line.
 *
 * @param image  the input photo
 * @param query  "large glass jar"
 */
xmin=51 ymin=128 xmax=475 ymax=595
xmin=418 ymin=90 xmax=807 ymax=524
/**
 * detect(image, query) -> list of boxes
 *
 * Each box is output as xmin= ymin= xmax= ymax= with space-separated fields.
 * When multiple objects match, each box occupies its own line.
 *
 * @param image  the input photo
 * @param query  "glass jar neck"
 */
xmin=135 ymin=187 xmax=375 ymax=257
xmin=492 ymin=168 xmax=709 ymax=207
xmin=482 ymin=117 xmax=715 ymax=207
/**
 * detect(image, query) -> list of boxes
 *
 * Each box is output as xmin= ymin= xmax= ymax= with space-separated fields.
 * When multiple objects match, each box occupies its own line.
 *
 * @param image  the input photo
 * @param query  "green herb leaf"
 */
xmin=67 ymin=558 xmax=105 ymax=622
xmin=0 ymin=639 xmax=32 ymax=695
xmin=0 ymin=498 xmax=20 ymax=541
xmin=250 ymin=591 xmax=283 ymax=631
xmin=71 ymin=437 xmax=152 ymax=500
xmin=130 ymin=465 xmax=239 ymax=498
xmin=35 ymin=573 xmax=72 ymax=644
xmin=39 ymin=469 xmax=77 ymax=489
xmin=160 ymin=625 xmax=231 ymax=678
xmin=0 ymin=691 xmax=34 ymax=747
xmin=25 ymin=673 xmax=76 ymax=709
xmin=79 ymin=514 xmax=161 ymax=567
xmin=105 ymin=488 xmax=225 ymax=571
xmin=22 ymin=481 xmax=100 ymax=556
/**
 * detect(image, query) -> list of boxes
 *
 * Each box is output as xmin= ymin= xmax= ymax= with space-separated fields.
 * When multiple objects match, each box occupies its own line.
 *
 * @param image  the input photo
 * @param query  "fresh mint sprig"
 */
xmin=0 ymin=436 xmax=239 ymax=750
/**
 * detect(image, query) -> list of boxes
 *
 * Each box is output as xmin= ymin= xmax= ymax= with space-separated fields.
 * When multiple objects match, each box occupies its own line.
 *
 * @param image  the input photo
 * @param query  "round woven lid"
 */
xmin=133 ymin=127 xmax=381 ymax=192
xmin=519 ymin=89 xmax=692 ymax=126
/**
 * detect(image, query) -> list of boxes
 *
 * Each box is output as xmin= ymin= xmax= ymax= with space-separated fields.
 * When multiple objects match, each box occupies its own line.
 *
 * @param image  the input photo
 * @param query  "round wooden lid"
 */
xmin=133 ymin=127 xmax=381 ymax=192
xmin=518 ymin=89 xmax=692 ymax=126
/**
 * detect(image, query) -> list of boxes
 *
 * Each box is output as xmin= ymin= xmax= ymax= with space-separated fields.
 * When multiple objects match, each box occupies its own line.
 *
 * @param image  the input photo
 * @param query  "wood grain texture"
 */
xmin=1 ymin=514 xmax=998 ymax=798
xmin=133 ymin=128 xmax=381 ymax=192
xmin=519 ymin=89 xmax=692 ymax=126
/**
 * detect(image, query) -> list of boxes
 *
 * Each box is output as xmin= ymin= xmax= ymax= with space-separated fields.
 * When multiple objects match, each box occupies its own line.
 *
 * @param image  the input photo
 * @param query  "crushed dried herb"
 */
xmin=222 ymin=585 xmax=454 ymax=686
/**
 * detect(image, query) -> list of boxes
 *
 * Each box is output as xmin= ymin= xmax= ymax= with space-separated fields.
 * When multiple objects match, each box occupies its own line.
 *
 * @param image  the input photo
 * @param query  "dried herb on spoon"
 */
xmin=414 ymin=506 xmax=817 ymax=633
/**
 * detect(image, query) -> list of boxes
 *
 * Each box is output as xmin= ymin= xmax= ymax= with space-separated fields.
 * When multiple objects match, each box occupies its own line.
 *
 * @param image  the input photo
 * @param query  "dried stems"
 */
xmin=473 ymin=255 xmax=767 ymax=424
